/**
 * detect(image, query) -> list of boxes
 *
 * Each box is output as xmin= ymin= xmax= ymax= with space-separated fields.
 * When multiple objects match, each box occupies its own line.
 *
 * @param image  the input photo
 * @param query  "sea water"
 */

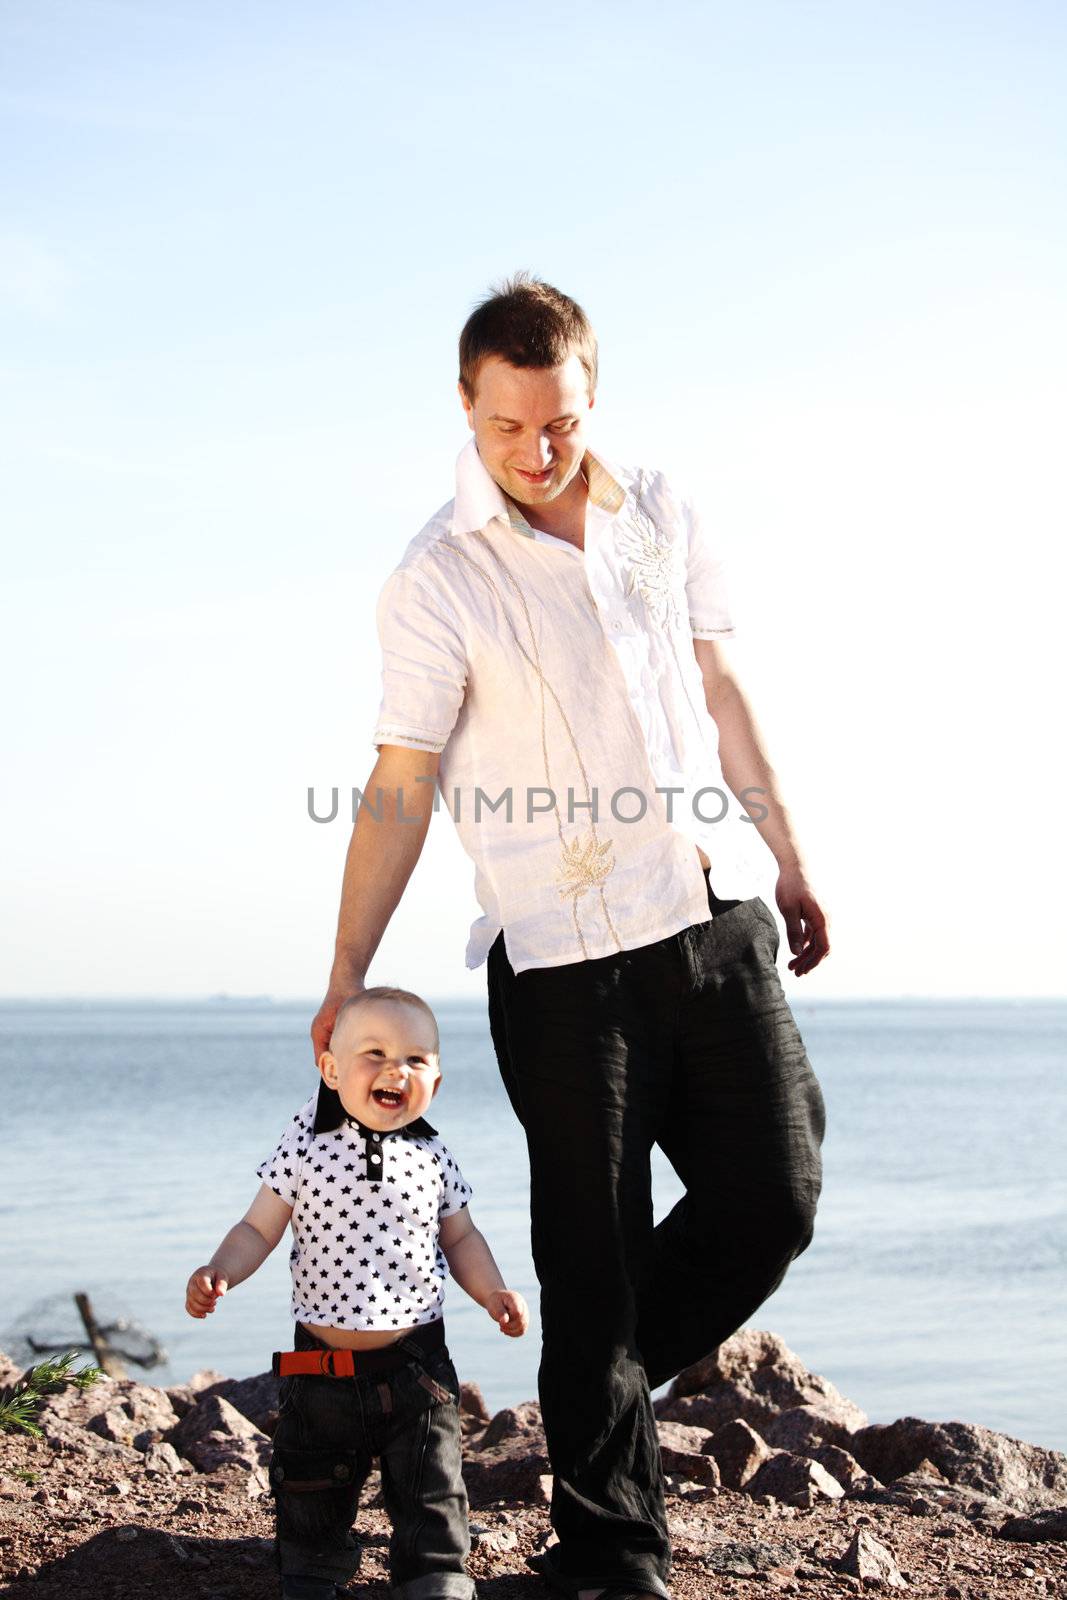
xmin=1 ymin=998 xmax=1063 ymax=1452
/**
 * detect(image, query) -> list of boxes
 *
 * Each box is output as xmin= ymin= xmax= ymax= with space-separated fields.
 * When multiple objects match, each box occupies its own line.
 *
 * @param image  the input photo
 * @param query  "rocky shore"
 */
xmin=1 ymin=1331 xmax=1065 ymax=1599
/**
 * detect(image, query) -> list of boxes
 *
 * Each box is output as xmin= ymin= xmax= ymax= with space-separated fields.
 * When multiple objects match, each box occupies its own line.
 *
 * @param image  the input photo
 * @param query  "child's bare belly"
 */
xmin=301 ymin=1321 xmax=421 ymax=1350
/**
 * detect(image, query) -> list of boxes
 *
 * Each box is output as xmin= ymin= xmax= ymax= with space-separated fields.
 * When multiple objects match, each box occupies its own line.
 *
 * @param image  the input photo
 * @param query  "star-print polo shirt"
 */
xmin=256 ymin=1093 xmax=473 ymax=1331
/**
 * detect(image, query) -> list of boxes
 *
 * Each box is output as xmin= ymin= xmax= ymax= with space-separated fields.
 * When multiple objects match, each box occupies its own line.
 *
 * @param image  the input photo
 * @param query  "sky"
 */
xmin=1 ymin=0 xmax=1064 ymax=999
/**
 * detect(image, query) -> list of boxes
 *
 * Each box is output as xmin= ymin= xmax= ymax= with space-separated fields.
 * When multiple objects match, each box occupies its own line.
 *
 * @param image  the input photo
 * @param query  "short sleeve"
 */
xmin=256 ymin=1096 xmax=316 ymax=1206
xmin=436 ymin=1141 xmax=473 ymax=1219
xmin=372 ymin=567 xmax=468 ymax=754
xmin=683 ymin=494 xmax=736 ymax=640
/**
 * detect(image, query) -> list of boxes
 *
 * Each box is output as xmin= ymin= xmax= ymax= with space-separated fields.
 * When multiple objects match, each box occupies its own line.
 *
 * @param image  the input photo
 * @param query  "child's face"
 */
xmin=319 ymin=998 xmax=441 ymax=1131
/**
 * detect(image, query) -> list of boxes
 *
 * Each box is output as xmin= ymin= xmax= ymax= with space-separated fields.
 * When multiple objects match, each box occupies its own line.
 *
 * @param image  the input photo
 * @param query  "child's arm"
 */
xmin=439 ymin=1207 xmax=529 ymax=1337
xmin=185 ymin=1184 xmax=293 ymax=1318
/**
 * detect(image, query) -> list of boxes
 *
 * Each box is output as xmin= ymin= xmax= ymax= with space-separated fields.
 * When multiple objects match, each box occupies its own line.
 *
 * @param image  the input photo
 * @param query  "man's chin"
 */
xmin=508 ymin=471 xmax=568 ymax=505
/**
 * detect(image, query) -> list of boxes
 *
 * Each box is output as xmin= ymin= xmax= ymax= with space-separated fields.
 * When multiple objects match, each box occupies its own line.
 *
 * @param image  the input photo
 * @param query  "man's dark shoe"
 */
xmin=280 ymin=1575 xmax=342 ymax=1599
xmin=526 ymin=1551 xmax=668 ymax=1600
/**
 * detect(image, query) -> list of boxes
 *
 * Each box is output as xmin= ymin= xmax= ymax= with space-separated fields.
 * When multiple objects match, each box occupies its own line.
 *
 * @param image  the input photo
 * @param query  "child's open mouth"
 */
xmin=372 ymin=1087 xmax=406 ymax=1109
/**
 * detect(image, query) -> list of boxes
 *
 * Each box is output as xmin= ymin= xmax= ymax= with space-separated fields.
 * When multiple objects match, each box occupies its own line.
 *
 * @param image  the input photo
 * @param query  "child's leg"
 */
xmin=378 ymin=1345 xmax=475 ymax=1600
xmin=269 ymin=1369 xmax=374 ymax=1588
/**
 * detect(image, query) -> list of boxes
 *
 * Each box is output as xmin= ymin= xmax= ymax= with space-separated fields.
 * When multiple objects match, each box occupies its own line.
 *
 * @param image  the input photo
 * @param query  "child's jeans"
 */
xmin=486 ymin=871 xmax=828 ymax=1597
xmin=268 ymin=1319 xmax=476 ymax=1599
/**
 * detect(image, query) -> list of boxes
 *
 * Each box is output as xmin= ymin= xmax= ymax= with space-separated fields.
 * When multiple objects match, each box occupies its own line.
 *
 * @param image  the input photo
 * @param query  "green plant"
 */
xmin=0 ymin=1352 xmax=103 ymax=1439
xmin=10 ymin=1468 xmax=39 ymax=1485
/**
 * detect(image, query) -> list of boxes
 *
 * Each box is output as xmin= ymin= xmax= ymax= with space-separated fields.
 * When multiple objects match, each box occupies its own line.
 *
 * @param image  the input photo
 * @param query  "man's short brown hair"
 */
xmin=458 ymin=272 xmax=598 ymax=402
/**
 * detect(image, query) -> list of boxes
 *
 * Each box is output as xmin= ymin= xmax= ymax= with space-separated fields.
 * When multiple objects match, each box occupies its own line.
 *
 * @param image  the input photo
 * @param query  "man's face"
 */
xmin=459 ymin=352 xmax=594 ymax=507
xmin=319 ymin=998 xmax=441 ymax=1132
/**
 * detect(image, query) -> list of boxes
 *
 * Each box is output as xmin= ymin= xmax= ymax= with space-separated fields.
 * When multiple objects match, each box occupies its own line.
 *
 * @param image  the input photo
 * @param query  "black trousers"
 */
xmin=268 ymin=1320 xmax=475 ymax=1599
xmin=486 ymin=874 xmax=827 ymax=1596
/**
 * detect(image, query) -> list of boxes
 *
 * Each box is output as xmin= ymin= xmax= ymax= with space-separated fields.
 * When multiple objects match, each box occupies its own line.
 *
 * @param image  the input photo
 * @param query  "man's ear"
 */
xmin=457 ymin=379 xmax=474 ymax=430
xmin=319 ymin=1050 xmax=338 ymax=1087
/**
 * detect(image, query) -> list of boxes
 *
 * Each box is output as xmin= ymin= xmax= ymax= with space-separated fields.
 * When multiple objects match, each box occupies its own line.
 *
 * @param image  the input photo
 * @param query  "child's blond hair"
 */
xmin=334 ymin=986 xmax=440 ymax=1055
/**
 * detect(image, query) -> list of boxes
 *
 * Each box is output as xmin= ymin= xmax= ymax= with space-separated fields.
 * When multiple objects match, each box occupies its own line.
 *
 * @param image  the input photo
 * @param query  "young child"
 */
xmin=185 ymin=984 xmax=529 ymax=1600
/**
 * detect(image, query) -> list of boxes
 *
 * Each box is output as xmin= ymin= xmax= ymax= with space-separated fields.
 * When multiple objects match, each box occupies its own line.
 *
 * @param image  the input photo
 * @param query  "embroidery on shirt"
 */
xmin=623 ymin=477 xmax=711 ymax=745
xmin=433 ymin=532 xmax=623 ymax=962
xmin=556 ymin=833 xmax=615 ymax=900
xmin=617 ymin=484 xmax=684 ymax=631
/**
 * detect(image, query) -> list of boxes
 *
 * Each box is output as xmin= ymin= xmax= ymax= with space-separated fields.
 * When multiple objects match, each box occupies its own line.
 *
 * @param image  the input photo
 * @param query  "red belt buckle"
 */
xmin=272 ymin=1348 xmax=357 ymax=1378
xmin=320 ymin=1348 xmax=355 ymax=1377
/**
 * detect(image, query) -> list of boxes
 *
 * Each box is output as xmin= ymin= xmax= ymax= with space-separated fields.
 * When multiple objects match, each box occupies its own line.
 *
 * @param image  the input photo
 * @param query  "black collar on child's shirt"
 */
xmin=313 ymin=1079 xmax=438 ymax=1139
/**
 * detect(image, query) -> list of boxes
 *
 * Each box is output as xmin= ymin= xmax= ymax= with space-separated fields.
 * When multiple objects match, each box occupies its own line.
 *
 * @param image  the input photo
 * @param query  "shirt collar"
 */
xmin=452 ymin=436 xmax=626 ymax=541
xmin=313 ymin=1080 xmax=437 ymax=1139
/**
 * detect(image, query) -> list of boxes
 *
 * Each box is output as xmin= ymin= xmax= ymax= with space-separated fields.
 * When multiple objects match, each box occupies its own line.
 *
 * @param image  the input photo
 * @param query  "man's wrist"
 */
xmin=330 ymin=951 xmax=368 ymax=989
xmin=775 ymin=847 xmax=806 ymax=875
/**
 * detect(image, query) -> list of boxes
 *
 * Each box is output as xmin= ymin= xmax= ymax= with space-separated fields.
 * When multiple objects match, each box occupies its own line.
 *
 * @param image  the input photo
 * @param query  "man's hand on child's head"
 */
xmin=185 ymin=1267 xmax=229 ymax=1319
xmin=485 ymin=1288 xmax=529 ymax=1337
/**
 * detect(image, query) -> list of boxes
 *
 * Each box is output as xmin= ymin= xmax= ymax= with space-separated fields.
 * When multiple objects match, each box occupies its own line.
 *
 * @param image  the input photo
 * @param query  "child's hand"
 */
xmin=485 ymin=1288 xmax=529 ymax=1338
xmin=186 ymin=1266 xmax=228 ymax=1319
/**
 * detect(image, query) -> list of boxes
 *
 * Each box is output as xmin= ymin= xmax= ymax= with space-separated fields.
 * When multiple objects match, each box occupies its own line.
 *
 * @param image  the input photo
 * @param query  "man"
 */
xmin=312 ymin=274 xmax=829 ymax=1600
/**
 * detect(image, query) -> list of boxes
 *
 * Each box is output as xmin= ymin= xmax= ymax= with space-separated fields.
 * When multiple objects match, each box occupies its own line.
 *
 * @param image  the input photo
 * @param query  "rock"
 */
xmin=807 ymin=1442 xmax=883 ymax=1492
xmin=657 ymin=1419 xmax=720 ymax=1486
xmin=167 ymin=1393 xmax=272 ymax=1475
xmin=705 ymin=1418 xmax=775 ymax=1489
xmin=165 ymin=1369 xmax=227 ymax=1418
xmin=847 ymin=1416 xmax=1067 ymax=1516
xmin=477 ymin=1400 xmax=543 ymax=1451
xmin=39 ymin=1413 xmax=142 ymax=1467
xmin=703 ymin=1539 xmax=803 ymax=1577
xmin=459 ymin=1381 xmax=491 ymax=1422
xmin=112 ymin=1380 xmax=180 ymax=1436
xmin=37 ymin=1374 xmax=178 ymax=1449
xmin=473 ymin=1526 xmax=519 ymax=1552
xmin=657 ymin=1419 xmax=713 ymax=1454
xmin=476 ymin=1401 xmax=543 ymax=1452
xmin=663 ymin=1329 xmax=868 ymax=1439
xmin=764 ymin=1402 xmax=865 ymax=1454
xmin=848 ymin=1469 xmax=1015 ymax=1524
xmin=747 ymin=1451 xmax=846 ymax=1509
xmin=834 ymin=1529 xmax=908 ymax=1588
xmin=478 ymin=1406 xmax=523 ymax=1449
xmin=997 ymin=1505 xmax=1067 ymax=1542
xmin=662 ymin=1449 xmax=720 ymax=1487
xmin=36 ymin=1375 xmax=119 ymax=1431
xmin=144 ymin=1441 xmax=191 ymax=1476
xmin=462 ymin=1410 xmax=551 ymax=1508
xmin=200 ymin=1371 xmax=280 ymax=1436
xmin=0 ymin=1350 xmax=24 ymax=1388
xmin=88 ymin=1404 xmax=137 ymax=1446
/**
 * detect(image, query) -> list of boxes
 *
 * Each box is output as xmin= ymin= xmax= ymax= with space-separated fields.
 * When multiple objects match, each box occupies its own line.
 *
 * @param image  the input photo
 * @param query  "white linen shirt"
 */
xmin=257 ymin=1096 xmax=473 ymax=1332
xmin=372 ymin=438 xmax=763 ymax=975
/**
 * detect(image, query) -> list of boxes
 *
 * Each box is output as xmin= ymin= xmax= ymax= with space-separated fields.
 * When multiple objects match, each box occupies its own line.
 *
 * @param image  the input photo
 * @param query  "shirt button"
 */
xmin=372 ymin=1133 xmax=381 ymax=1142
xmin=612 ymin=621 xmax=622 ymax=631
xmin=371 ymin=1153 xmax=381 ymax=1163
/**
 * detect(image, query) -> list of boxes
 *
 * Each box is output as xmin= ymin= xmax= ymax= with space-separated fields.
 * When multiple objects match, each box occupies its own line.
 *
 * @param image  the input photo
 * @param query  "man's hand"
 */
xmin=775 ymin=862 xmax=830 ymax=977
xmin=311 ymin=980 xmax=366 ymax=1064
xmin=485 ymin=1289 xmax=529 ymax=1337
xmin=185 ymin=1266 xmax=228 ymax=1319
